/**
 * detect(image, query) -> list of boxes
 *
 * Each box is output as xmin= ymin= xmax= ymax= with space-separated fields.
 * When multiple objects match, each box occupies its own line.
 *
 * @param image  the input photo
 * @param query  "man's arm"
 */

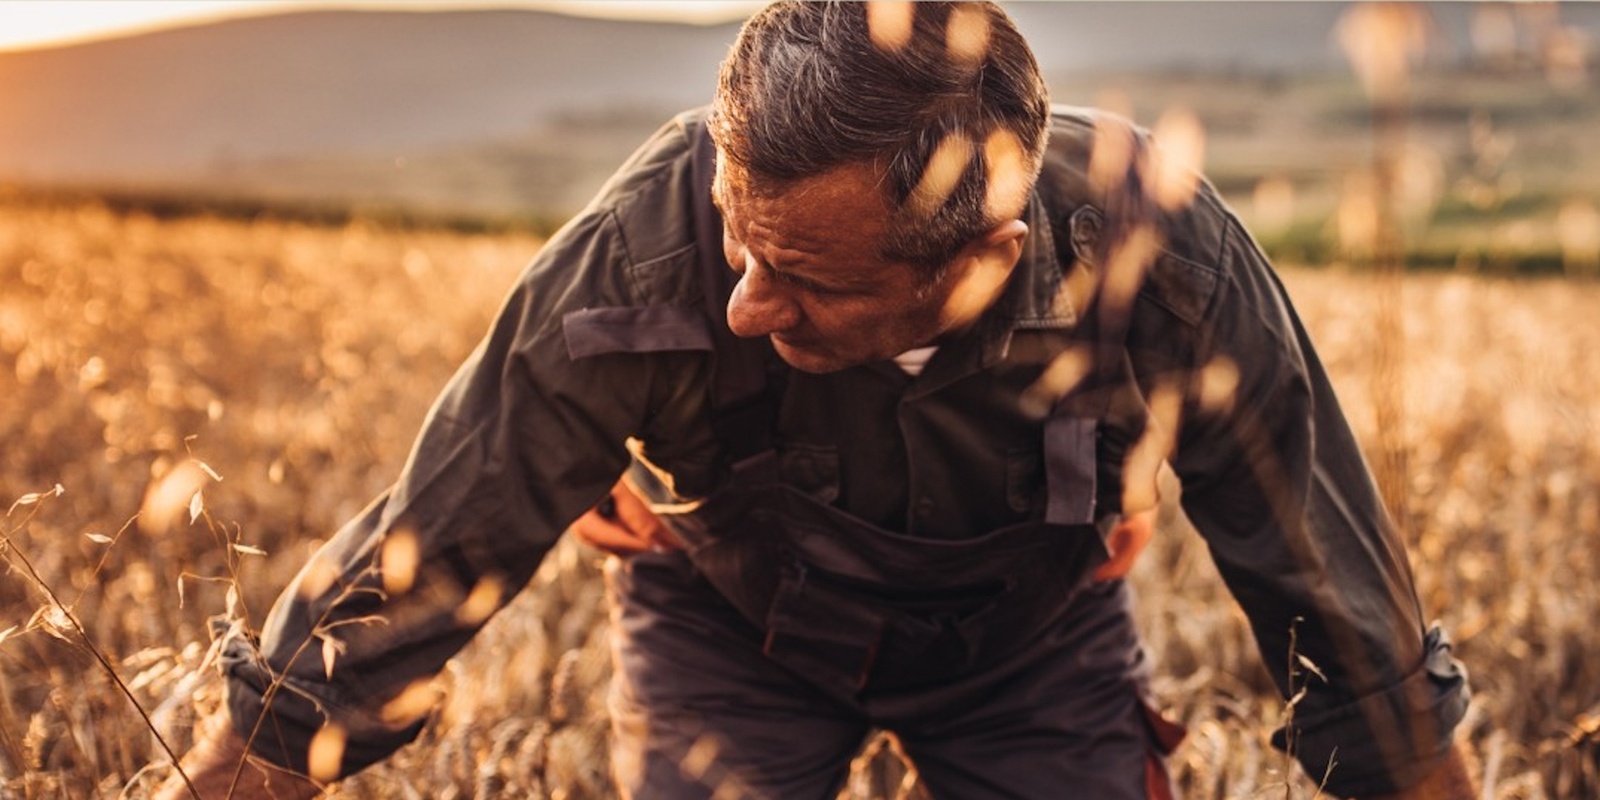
xmin=167 ymin=117 xmax=717 ymax=791
xmin=1137 ymin=203 xmax=1471 ymax=798
xmin=209 ymin=223 xmax=661 ymax=779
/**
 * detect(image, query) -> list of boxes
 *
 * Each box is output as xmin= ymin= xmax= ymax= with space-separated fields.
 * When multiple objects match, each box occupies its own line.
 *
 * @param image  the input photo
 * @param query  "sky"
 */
xmin=0 ymin=0 xmax=765 ymax=53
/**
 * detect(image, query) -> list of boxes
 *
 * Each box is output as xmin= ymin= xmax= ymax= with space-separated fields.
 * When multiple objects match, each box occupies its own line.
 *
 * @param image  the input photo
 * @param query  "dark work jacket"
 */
xmin=223 ymin=107 xmax=1468 ymax=797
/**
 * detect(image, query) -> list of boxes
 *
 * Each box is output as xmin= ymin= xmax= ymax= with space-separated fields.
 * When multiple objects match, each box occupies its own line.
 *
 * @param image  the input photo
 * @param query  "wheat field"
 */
xmin=1 ymin=198 xmax=1596 ymax=798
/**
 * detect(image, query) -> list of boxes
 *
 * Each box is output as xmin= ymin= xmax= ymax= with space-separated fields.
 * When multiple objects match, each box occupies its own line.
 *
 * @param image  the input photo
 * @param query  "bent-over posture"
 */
xmin=160 ymin=3 xmax=1471 ymax=798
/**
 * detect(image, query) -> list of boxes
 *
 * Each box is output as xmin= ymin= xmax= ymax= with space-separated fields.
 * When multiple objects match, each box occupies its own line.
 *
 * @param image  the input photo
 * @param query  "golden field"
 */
xmin=1 ymin=198 xmax=1597 ymax=798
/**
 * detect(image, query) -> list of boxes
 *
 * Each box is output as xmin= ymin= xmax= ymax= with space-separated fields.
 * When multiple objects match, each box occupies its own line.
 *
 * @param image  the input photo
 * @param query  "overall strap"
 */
xmin=687 ymin=122 xmax=784 ymax=463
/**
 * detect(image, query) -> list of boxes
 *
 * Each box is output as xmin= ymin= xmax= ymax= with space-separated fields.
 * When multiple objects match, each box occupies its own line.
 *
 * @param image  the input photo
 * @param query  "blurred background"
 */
xmin=1 ymin=0 xmax=1597 ymax=271
xmin=2 ymin=2 xmax=1599 ymax=798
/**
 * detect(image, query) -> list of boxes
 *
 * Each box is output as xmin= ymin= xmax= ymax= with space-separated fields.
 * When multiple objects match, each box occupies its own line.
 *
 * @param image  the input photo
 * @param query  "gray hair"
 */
xmin=709 ymin=1 xmax=1051 ymax=276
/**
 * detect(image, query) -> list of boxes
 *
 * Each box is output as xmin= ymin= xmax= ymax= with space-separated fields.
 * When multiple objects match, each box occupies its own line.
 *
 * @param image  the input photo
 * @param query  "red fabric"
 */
xmin=1141 ymin=701 xmax=1187 ymax=800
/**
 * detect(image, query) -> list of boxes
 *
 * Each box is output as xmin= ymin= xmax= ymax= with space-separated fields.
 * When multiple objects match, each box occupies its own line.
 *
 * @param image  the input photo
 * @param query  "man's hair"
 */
xmin=709 ymin=1 xmax=1051 ymax=277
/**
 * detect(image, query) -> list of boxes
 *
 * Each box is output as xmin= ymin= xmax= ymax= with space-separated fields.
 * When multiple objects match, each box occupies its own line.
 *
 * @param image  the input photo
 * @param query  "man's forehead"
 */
xmin=712 ymin=155 xmax=906 ymax=276
xmin=715 ymin=156 xmax=890 ymax=215
xmin=714 ymin=126 xmax=1035 ymax=231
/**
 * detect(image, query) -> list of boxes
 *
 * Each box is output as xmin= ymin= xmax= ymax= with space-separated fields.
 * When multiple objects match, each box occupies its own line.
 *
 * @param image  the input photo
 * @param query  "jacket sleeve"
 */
xmin=217 ymin=128 xmax=714 ymax=777
xmin=1155 ymin=206 xmax=1469 ymax=797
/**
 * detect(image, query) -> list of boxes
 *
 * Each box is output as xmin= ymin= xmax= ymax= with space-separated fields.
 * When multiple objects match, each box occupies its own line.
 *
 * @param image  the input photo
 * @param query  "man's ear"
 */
xmin=939 ymin=219 xmax=1029 ymax=330
xmin=973 ymin=218 xmax=1030 ymax=270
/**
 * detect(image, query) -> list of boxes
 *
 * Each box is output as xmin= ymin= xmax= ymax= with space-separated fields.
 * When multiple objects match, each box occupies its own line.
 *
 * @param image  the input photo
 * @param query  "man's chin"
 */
xmin=771 ymin=338 xmax=855 ymax=374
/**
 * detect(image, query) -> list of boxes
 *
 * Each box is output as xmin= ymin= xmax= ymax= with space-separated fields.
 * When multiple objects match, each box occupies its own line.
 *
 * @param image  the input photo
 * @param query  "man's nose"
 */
xmin=726 ymin=262 xmax=801 ymax=338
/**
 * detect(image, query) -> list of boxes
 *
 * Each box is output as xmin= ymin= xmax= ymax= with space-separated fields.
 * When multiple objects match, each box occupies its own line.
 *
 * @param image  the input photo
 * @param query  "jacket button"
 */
xmin=915 ymin=497 xmax=935 ymax=518
xmin=1069 ymin=205 xmax=1104 ymax=265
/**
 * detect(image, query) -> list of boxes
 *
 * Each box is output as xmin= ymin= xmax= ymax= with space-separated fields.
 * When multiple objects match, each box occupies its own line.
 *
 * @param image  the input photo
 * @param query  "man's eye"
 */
xmin=778 ymin=272 xmax=848 ymax=296
xmin=730 ymin=248 xmax=850 ymax=296
xmin=723 ymin=236 xmax=746 ymax=274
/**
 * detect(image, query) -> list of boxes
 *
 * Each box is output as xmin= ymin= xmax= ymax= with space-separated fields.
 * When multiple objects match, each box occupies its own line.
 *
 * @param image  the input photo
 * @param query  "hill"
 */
xmin=1 ymin=2 xmax=1597 ymax=226
xmin=0 ymin=9 xmax=737 ymax=182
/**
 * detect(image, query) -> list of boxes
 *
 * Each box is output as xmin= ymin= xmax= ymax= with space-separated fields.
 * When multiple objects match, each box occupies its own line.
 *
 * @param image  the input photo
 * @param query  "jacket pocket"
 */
xmin=561 ymin=304 xmax=711 ymax=359
xmin=1005 ymin=449 xmax=1045 ymax=514
xmin=778 ymin=443 xmax=840 ymax=505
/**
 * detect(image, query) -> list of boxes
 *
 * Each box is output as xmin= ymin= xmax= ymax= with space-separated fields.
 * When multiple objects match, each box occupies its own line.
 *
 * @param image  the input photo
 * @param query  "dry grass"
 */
xmin=1 ymin=198 xmax=1597 ymax=798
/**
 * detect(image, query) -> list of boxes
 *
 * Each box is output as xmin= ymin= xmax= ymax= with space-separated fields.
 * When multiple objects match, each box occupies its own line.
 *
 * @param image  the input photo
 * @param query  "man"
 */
xmin=158 ymin=3 xmax=1471 ymax=798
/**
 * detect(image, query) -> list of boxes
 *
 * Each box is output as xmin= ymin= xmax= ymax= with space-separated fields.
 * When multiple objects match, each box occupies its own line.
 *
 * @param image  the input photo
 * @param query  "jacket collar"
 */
xmin=975 ymin=189 xmax=1093 ymax=367
xmin=902 ymin=191 xmax=1088 ymax=398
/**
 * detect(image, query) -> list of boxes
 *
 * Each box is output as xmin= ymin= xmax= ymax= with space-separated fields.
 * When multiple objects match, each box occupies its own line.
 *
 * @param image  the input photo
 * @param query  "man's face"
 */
xmin=715 ymin=159 xmax=951 ymax=374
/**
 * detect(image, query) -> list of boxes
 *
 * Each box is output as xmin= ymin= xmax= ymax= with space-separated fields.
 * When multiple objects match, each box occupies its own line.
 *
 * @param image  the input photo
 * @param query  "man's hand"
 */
xmin=569 ymin=476 xmax=683 ymax=556
xmin=1092 ymin=508 xmax=1156 ymax=582
xmin=151 ymin=722 xmax=321 ymax=800
xmin=1361 ymin=744 xmax=1475 ymax=800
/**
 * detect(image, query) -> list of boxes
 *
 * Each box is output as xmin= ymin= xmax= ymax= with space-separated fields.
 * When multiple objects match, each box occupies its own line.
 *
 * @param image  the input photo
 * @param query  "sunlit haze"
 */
xmin=0 ymin=0 xmax=763 ymax=53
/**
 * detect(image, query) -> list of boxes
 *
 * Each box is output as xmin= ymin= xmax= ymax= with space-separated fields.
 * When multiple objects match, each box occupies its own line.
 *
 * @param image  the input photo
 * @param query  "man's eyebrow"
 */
xmin=773 ymin=258 xmax=880 ymax=293
xmin=769 ymin=267 xmax=856 ymax=295
xmin=709 ymin=170 xmax=730 ymax=213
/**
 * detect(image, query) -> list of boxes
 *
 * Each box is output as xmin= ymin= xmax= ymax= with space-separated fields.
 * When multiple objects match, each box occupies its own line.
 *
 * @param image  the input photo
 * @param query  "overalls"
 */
xmin=602 ymin=130 xmax=1182 ymax=800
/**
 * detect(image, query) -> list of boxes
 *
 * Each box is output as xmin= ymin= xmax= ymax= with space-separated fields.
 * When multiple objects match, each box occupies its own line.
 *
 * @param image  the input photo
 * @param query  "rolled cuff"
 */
xmin=1271 ymin=624 xmax=1470 ymax=798
xmin=220 ymin=630 xmax=426 ymax=779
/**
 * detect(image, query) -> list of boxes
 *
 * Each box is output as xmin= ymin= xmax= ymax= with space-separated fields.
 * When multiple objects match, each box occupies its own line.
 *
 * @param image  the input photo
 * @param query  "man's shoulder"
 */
xmin=1034 ymin=105 xmax=1230 ymax=331
xmin=1047 ymin=105 xmax=1103 ymax=135
xmin=510 ymin=108 xmax=715 ymax=319
xmin=1032 ymin=105 xmax=1108 ymax=220
xmin=1041 ymin=104 xmax=1115 ymax=162
xmin=580 ymin=107 xmax=713 ymax=267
